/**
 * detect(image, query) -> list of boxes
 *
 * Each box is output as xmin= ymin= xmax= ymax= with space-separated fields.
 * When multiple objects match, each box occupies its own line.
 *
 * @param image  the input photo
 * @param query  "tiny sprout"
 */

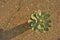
xmin=28 ymin=10 xmax=51 ymax=32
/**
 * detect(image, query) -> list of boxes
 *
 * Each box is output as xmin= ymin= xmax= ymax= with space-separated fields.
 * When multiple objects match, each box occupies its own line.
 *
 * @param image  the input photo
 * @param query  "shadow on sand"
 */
xmin=0 ymin=22 xmax=30 ymax=40
xmin=57 ymin=38 xmax=60 ymax=40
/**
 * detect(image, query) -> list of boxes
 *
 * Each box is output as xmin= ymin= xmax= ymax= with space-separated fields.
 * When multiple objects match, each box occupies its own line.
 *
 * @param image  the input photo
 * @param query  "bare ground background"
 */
xmin=0 ymin=0 xmax=60 ymax=40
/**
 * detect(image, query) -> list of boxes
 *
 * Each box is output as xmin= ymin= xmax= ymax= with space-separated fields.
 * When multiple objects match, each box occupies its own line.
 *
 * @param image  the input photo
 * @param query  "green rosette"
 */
xmin=28 ymin=10 xmax=51 ymax=32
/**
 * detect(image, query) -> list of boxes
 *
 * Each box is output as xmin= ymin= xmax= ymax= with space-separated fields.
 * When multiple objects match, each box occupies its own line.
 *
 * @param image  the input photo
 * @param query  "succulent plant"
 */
xmin=28 ymin=10 xmax=51 ymax=32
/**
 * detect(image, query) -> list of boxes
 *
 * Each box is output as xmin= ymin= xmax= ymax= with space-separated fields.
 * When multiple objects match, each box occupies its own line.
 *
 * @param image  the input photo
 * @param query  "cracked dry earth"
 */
xmin=0 ymin=0 xmax=60 ymax=40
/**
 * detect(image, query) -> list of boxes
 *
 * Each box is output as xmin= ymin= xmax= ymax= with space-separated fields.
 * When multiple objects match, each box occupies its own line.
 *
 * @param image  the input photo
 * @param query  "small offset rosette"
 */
xmin=28 ymin=10 xmax=51 ymax=32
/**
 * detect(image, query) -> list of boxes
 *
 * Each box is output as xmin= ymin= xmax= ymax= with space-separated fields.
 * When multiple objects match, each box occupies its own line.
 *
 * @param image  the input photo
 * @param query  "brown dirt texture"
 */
xmin=0 ymin=0 xmax=60 ymax=40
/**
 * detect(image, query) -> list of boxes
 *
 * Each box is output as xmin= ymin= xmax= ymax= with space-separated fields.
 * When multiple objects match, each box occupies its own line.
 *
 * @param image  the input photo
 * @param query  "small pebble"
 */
xmin=26 ymin=7 xmax=30 ymax=11
xmin=1 ymin=5 xmax=4 ymax=7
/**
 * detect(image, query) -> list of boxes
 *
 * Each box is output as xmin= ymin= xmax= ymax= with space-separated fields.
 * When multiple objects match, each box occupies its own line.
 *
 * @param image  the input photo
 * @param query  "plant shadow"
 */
xmin=57 ymin=38 xmax=60 ymax=40
xmin=0 ymin=22 xmax=30 ymax=40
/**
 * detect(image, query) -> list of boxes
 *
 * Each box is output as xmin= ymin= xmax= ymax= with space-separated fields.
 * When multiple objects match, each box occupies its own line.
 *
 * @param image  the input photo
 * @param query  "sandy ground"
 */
xmin=0 ymin=0 xmax=60 ymax=40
